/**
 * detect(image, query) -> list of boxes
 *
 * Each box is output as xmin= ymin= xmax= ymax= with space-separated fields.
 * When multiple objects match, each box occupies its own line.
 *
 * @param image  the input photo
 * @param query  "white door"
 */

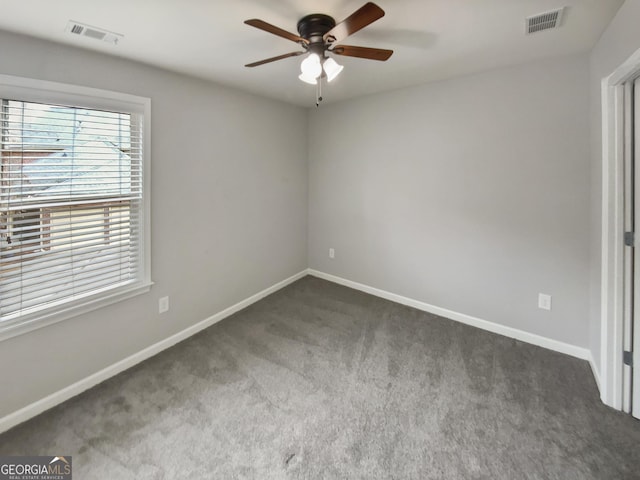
xmin=633 ymin=76 xmax=640 ymax=419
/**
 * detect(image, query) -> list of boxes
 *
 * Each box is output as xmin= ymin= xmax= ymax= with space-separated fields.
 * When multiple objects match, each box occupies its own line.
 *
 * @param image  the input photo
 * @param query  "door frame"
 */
xmin=600 ymin=47 xmax=640 ymax=409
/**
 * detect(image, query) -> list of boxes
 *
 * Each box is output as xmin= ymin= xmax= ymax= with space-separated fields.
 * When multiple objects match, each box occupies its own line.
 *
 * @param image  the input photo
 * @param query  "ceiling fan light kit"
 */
xmin=298 ymin=54 xmax=344 ymax=85
xmin=244 ymin=2 xmax=393 ymax=106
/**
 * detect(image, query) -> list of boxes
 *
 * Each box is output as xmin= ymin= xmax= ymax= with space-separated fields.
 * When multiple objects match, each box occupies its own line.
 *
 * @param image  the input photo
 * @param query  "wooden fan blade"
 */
xmin=332 ymin=45 xmax=393 ymax=61
xmin=323 ymin=2 xmax=385 ymax=44
xmin=245 ymin=51 xmax=305 ymax=68
xmin=245 ymin=19 xmax=309 ymax=45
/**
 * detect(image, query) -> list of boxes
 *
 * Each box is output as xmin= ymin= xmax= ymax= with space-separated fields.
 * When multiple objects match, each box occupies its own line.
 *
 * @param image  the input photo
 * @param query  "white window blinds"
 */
xmin=0 ymin=98 xmax=145 ymax=324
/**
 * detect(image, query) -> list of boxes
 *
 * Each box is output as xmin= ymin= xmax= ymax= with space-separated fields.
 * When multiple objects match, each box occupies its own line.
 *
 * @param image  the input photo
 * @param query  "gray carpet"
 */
xmin=1 ymin=276 xmax=639 ymax=479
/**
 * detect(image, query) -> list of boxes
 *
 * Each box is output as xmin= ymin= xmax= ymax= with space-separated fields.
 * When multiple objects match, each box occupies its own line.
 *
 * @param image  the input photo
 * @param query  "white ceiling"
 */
xmin=0 ymin=0 xmax=624 ymax=107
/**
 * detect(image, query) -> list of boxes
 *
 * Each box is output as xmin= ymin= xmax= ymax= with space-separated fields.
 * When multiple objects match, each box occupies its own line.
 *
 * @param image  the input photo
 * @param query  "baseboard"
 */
xmin=0 ymin=269 xmax=307 ymax=435
xmin=308 ymin=269 xmax=591 ymax=361
xmin=588 ymin=352 xmax=602 ymax=392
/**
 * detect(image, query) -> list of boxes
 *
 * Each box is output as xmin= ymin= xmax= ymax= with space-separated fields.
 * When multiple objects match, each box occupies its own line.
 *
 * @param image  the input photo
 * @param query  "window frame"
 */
xmin=0 ymin=74 xmax=152 ymax=341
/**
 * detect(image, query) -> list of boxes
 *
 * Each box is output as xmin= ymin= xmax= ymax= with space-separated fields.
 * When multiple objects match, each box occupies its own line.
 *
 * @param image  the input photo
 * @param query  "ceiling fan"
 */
xmin=244 ymin=2 xmax=393 ymax=105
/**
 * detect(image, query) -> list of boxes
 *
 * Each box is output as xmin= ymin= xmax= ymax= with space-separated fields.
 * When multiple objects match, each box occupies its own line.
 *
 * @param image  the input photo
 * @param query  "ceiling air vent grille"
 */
xmin=526 ymin=8 xmax=565 ymax=34
xmin=65 ymin=21 xmax=123 ymax=45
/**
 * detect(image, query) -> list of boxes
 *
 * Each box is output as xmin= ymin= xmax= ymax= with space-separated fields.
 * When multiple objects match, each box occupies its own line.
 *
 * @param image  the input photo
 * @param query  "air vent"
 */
xmin=526 ymin=8 xmax=565 ymax=34
xmin=65 ymin=21 xmax=123 ymax=45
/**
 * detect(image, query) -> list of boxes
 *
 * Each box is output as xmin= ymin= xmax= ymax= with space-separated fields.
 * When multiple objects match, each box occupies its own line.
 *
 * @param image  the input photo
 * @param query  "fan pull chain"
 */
xmin=316 ymin=76 xmax=323 ymax=107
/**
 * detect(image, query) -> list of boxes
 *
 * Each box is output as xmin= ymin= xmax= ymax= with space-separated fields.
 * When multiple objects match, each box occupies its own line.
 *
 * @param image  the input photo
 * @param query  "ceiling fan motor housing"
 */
xmin=297 ymin=14 xmax=336 ymax=55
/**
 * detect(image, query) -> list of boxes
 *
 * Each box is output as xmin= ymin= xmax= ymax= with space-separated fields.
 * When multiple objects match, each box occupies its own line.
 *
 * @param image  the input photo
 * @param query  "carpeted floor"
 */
xmin=1 ymin=276 xmax=639 ymax=479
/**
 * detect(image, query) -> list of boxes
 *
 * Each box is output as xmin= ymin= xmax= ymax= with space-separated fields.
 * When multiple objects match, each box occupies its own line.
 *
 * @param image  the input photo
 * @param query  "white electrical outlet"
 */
xmin=538 ymin=293 xmax=552 ymax=311
xmin=329 ymin=248 xmax=335 ymax=259
xmin=159 ymin=296 xmax=169 ymax=314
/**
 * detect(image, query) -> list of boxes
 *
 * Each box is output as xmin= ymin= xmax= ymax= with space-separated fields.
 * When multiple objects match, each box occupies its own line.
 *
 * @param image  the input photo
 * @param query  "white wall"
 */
xmin=0 ymin=30 xmax=308 ymax=418
xmin=308 ymin=54 xmax=591 ymax=349
xmin=589 ymin=0 xmax=640 ymax=382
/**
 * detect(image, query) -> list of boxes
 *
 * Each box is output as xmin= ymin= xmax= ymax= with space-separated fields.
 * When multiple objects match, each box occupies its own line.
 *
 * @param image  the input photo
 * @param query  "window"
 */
xmin=0 ymin=75 xmax=151 ymax=339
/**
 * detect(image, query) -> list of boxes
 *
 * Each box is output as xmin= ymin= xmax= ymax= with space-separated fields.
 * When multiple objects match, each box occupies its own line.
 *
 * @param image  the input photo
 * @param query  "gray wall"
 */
xmin=589 ymin=0 xmax=640 ymax=379
xmin=308 ymin=54 xmax=591 ymax=348
xmin=0 ymin=30 xmax=308 ymax=418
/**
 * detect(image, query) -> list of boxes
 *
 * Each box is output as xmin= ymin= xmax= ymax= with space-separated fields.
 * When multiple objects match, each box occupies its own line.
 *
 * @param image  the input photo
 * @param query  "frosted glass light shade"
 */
xmin=298 ymin=72 xmax=318 ymax=84
xmin=323 ymin=57 xmax=344 ymax=82
xmin=300 ymin=53 xmax=322 ymax=78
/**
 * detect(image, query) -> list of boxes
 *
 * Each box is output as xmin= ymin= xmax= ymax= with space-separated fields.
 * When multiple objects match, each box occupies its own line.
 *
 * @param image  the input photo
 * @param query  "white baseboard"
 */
xmin=588 ymin=352 xmax=602 ymax=392
xmin=308 ymin=269 xmax=591 ymax=361
xmin=0 ymin=270 xmax=307 ymax=435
